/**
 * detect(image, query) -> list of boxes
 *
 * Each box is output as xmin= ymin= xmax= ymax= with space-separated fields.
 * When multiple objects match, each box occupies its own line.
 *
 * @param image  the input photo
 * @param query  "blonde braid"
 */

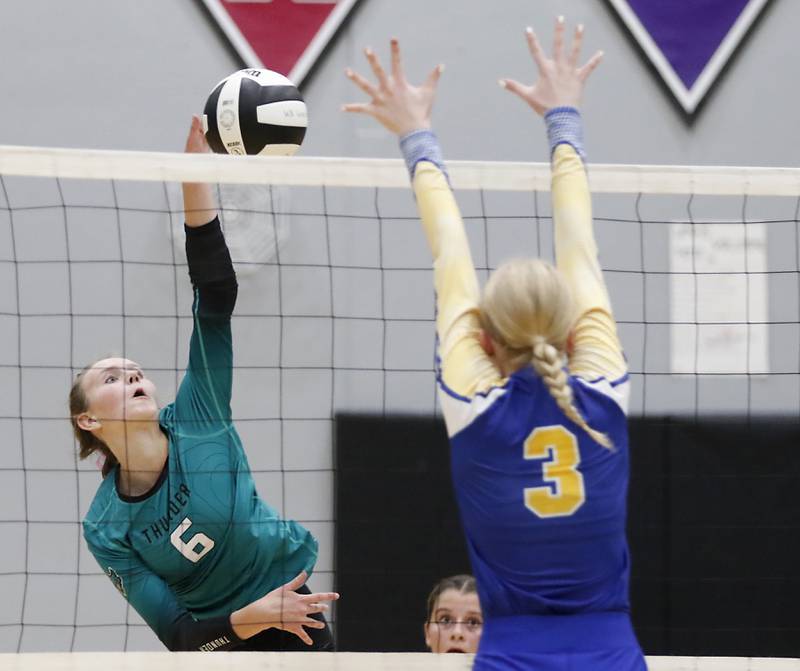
xmin=480 ymin=258 xmax=613 ymax=449
xmin=531 ymin=337 xmax=612 ymax=449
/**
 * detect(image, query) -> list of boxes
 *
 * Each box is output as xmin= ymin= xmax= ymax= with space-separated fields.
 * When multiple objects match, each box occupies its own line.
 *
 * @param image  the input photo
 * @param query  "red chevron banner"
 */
xmin=201 ymin=0 xmax=360 ymax=85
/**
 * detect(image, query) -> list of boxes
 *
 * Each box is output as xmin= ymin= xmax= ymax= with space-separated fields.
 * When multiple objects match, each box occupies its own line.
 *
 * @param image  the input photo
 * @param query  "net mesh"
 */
xmin=0 ymin=145 xmax=797 ymax=660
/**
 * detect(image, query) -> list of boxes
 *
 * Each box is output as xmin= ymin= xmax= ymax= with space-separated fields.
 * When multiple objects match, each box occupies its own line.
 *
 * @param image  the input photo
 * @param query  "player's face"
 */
xmin=80 ymin=357 xmax=159 ymax=425
xmin=424 ymin=589 xmax=483 ymax=653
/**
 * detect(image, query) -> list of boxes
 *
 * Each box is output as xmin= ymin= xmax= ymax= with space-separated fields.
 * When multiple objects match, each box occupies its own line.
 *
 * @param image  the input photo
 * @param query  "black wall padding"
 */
xmin=335 ymin=414 xmax=800 ymax=656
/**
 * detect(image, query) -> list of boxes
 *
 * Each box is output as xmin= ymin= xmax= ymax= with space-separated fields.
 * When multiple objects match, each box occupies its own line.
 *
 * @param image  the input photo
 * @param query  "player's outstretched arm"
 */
xmin=182 ymin=115 xmax=218 ymax=228
xmin=174 ymin=114 xmax=238 ymax=424
xmin=85 ymin=534 xmax=243 ymax=651
xmin=87 ymin=538 xmax=334 ymax=650
xmin=501 ymin=19 xmax=625 ymax=382
xmin=343 ymin=42 xmax=501 ymax=410
xmin=230 ymin=571 xmax=339 ymax=645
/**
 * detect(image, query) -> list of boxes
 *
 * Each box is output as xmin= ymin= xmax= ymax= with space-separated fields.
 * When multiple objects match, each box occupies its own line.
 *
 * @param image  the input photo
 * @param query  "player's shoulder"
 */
xmin=158 ymin=402 xmax=175 ymax=430
xmin=440 ymin=375 xmax=513 ymax=439
xmin=84 ymin=469 xmax=115 ymax=517
xmin=159 ymin=399 xmax=229 ymax=440
xmin=82 ymin=474 xmax=128 ymax=546
xmin=572 ymin=371 xmax=631 ymax=417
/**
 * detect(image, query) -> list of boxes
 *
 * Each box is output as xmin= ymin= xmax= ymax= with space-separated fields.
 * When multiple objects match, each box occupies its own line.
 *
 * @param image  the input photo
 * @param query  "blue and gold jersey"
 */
xmin=408 ymin=127 xmax=644 ymax=668
xmin=83 ymin=225 xmax=317 ymax=648
xmin=448 ymin=367 xmax=630 ymax=617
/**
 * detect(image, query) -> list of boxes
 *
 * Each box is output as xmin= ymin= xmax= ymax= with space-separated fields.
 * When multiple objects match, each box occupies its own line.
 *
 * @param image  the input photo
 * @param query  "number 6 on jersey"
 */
xmin=170 ymin=517 xmax=215 ymax=563
xmin=524 ymin=426 xmax=586 ymax=518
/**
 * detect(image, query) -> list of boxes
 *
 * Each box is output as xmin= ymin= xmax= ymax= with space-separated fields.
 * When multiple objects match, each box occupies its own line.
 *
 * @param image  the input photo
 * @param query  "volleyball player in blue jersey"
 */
xmin=70 ymin=116 xmax=338 ymax=652
xmin=345 ymin=18 xmax=646 ymax=670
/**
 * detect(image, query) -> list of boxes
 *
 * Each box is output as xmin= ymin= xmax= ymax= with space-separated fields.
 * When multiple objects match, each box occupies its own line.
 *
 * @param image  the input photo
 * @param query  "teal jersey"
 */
xmin=83 ymin=258 xmax=317 ymax=647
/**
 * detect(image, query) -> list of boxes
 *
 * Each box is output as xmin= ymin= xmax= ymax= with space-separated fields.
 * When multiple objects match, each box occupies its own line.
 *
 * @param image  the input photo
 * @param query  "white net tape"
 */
xmin=1 ymin=652 xmax=799 ymax=670
xmin=2 ymin=144 xmax=800 ymax=194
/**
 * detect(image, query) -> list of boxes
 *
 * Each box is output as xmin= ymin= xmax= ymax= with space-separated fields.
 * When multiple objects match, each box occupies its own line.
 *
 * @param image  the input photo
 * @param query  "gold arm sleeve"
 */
xmin=552 ymin=144 xmax=627 ymax=381
xmin=413 ymin=161 xmax=503 ymax=398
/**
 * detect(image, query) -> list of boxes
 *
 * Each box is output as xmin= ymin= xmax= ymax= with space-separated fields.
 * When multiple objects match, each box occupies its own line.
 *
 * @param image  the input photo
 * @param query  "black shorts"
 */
xmin=235 ymin=585 xmax=334 ymax=652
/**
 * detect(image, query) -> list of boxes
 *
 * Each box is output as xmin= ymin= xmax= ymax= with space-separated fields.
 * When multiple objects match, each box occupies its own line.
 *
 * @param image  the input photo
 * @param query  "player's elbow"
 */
xmin=160 ymin=634 xmax=185 ymax=652
xmin=159 ymin=614 xmax=196 ymax=651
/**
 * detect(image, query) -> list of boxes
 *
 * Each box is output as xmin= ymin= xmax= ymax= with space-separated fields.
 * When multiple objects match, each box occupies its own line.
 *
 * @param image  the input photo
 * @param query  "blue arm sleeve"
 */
xmin=399 ymin=129 xmax=449 ymax=180
xmin=544 ymin=106 xmax=587 ymax=163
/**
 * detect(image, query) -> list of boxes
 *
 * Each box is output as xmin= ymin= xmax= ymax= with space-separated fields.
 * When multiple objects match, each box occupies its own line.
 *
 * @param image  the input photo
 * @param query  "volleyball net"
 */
xmin=0 ymin=145 xmax=797 ymax=664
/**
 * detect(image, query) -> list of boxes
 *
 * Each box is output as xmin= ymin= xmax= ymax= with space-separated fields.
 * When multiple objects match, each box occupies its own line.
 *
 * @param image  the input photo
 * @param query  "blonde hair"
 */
xmin=480 ymin=258 xmax=612 ymax=449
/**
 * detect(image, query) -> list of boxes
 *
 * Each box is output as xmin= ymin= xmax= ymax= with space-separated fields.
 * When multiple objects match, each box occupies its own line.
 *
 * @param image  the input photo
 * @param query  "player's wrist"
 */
xmin=229 ymin=609 xmax=252 ymax=639
xmin=399 ymin=128 xmax=448 ymax=180
xmin=230 ymin=605 xmax=273 ymax=640
xmin=544 ymin=106 xmax=586 ymax=163
xmin=396 ymin=119 xmax=430 ymax=137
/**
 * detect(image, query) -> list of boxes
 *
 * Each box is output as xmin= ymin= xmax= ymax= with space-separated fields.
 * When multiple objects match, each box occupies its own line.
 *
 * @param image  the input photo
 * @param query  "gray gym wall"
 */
xmin=0 ymin=0 xmax=795 ymax=653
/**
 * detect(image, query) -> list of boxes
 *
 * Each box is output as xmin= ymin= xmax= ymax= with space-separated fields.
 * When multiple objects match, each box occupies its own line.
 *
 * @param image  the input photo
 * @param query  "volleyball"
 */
xmin=202 ymin=68 xmax=307 ymax=156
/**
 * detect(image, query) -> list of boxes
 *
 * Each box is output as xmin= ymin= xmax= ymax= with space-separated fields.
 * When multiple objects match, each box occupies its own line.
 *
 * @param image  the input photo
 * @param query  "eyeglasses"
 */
xmin=431 ymin=618 xmax=483 ymax=632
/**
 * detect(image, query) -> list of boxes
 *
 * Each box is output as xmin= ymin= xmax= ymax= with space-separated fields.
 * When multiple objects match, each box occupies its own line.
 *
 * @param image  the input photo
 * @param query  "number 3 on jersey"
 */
xmin=523 ymin=425 xmax=585 ymax=518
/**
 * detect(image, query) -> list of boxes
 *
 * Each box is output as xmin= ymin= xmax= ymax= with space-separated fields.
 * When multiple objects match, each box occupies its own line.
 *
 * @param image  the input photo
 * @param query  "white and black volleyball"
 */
xmin=203 ymin=68 xmax=307 ymax=156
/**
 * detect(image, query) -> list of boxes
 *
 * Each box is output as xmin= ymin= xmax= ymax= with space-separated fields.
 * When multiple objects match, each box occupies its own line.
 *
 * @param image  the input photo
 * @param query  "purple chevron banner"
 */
xmin=607 ymin=0 xmax=772 ymax=113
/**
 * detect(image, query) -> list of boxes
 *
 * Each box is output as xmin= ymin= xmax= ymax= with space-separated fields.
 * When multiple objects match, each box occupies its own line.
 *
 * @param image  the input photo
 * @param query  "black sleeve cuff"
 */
xmin=184 ymin=217 xmax=236 ymax=287
xmin=184 ymin=216 xmax=238 ymax=316
xmin=167 ymin=613 xmax=244 ymax=651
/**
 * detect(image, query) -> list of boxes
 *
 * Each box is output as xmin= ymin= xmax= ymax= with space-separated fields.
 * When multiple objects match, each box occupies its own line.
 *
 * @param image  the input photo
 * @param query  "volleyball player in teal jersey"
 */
xmin=71 ymin=116 xmax=338 ymax=652
xmin=345 ymin=19 xmax=646 ymax=671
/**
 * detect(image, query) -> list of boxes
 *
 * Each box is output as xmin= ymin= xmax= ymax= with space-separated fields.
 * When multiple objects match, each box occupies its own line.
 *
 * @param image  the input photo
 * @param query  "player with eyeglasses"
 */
xmin=424 ymin=575 xmax=483 ymax=653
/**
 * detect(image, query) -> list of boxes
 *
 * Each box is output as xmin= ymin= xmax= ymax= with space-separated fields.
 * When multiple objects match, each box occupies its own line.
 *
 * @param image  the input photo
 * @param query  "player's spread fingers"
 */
xmin=569 ymin=24 xmax=584 ymax=68
xmin=304 ymin=591 xmax=339 ymax=602
xmin=423 ymin=64 xmax=445 ymax=91
xmin=341 ymin=102 xmax=374 ymax=115
xmin=390 ymin=38 xmax=406 ymax=82
xmin=553 ymin=15 xmax=566 ymax=62
xmin=498 ymin=78 xmax=530 ymax=99
xmin=345 ymin=68 xmax=379 ymax=99
xmin=526 ymin=27 xmax=548 ymax=72
xmin=365 ymin=48 xmax=390 ymax=89
xmin=295 ymin=627 xmax=313 ymax=645
xmin=577 ymin=50 xmax=604 ymax=82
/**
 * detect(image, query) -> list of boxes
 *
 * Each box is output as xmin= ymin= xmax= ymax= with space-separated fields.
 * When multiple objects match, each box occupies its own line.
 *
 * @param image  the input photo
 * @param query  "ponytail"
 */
xmin=481 ymin=258 xmax=613 ymax=449
xmin=69 ymin=364 xmax=118 ymax=478
xmin=530 ymin=337 xmax=612 ymax=449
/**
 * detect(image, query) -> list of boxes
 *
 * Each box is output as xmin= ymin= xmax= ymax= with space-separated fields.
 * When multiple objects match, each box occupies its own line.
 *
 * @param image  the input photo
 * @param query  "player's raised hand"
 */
xmin=182 ymin=115 xmax=217 ymax=227
xmin=184 ymin=115 xmax=210 ymax=154
xmin=500 ymin=17 xmax=603 ymax=116
xmin=230 ymin=570 xmax=339 ymax=645
xmin=343 ymin=38 xmax=444 ymax=136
